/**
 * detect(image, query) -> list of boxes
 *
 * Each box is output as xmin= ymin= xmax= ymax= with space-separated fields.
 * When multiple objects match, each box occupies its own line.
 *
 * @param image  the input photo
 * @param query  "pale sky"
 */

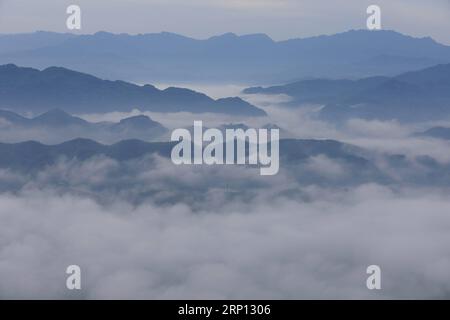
xmin=0 ymin=0 xmax=449 ymax=44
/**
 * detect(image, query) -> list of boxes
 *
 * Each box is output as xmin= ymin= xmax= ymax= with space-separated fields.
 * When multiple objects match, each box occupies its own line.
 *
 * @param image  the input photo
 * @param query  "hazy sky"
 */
xmin=0 ymin=0 xmax=449 ymax=43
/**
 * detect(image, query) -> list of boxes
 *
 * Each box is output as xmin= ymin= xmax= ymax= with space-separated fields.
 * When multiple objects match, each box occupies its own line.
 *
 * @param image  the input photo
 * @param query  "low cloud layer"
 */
xmin=0 ymin=146 xmax=449 ymax=299
xmin=1 ymin=184 xmax=450 ymax=299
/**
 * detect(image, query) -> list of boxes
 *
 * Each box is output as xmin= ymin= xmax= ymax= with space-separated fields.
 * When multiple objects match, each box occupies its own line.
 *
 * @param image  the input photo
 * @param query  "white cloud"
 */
xmin=1 ymin=184 xmax=450 ymax=298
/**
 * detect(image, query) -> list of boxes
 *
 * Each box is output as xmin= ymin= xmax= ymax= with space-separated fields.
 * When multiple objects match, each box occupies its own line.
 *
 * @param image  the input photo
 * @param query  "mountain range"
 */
xmin=0 ymin=108 xmax=168 ymax=144
xmin=244 ymin=63 xmax=450 ymax=122
xmin=0 ymin=138 xmax=448 ymax=192
xmin=0 ymin=138 xmax=376 ymax=179
xmin=416 ymin=126 xmax=450 ymax=140
xmin=0 ymin=64 xmax=266 ymax=116
xmin=0 ymin=108 xmax=292 ymax=144
xmin=1 ymin=30 xmax=449 ymax=83
xmin=0 ymin=138 xmax=384 ymax=204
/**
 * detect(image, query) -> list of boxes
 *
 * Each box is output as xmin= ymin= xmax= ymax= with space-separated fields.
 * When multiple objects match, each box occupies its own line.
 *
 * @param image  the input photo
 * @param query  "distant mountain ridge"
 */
xmin=416 ymin=126 xmax=450 ymax=140
xmin=0 ymin=137 xmax=369 ymax=174
xmin=244 ymin=63 xmax=450 ymax=122
xmin=1 ymin=30 xmax=449 ymax=82
xmin=0 ymin=108 xmax=168 ymax=144
xmin=0 ymin=138 xmax=448 ymax=191
xmin=0 ymin=64 xmax=265 ymax=116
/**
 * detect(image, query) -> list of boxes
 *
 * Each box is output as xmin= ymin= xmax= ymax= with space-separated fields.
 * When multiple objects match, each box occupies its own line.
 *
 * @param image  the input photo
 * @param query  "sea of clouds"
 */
xmin=1 ymin=182 xmax=450 ymax=299
xmin=1 ymin=89 xmax=450 ymax=299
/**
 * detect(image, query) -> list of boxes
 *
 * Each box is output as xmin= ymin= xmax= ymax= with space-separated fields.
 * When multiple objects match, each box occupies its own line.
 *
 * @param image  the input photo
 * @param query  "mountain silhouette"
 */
xmin=0 ymin=137 xmax=447 ymax=189
xmin=0 ymin=64 xmax=266 ymax=116
xmin=32 ymin=108 xmax=89 ymax=127
xmin=244 ymin=63 xmax=450 ymax=122
xmin=0 ymin=109 xmax=168 ymax=143
xmin=417 ymin=126 xmax=450 ymax=140
xmin=1 ymin=30 xmax=449 ymax=82
xmin=0 ymin=138 xmax=365 ymax=172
